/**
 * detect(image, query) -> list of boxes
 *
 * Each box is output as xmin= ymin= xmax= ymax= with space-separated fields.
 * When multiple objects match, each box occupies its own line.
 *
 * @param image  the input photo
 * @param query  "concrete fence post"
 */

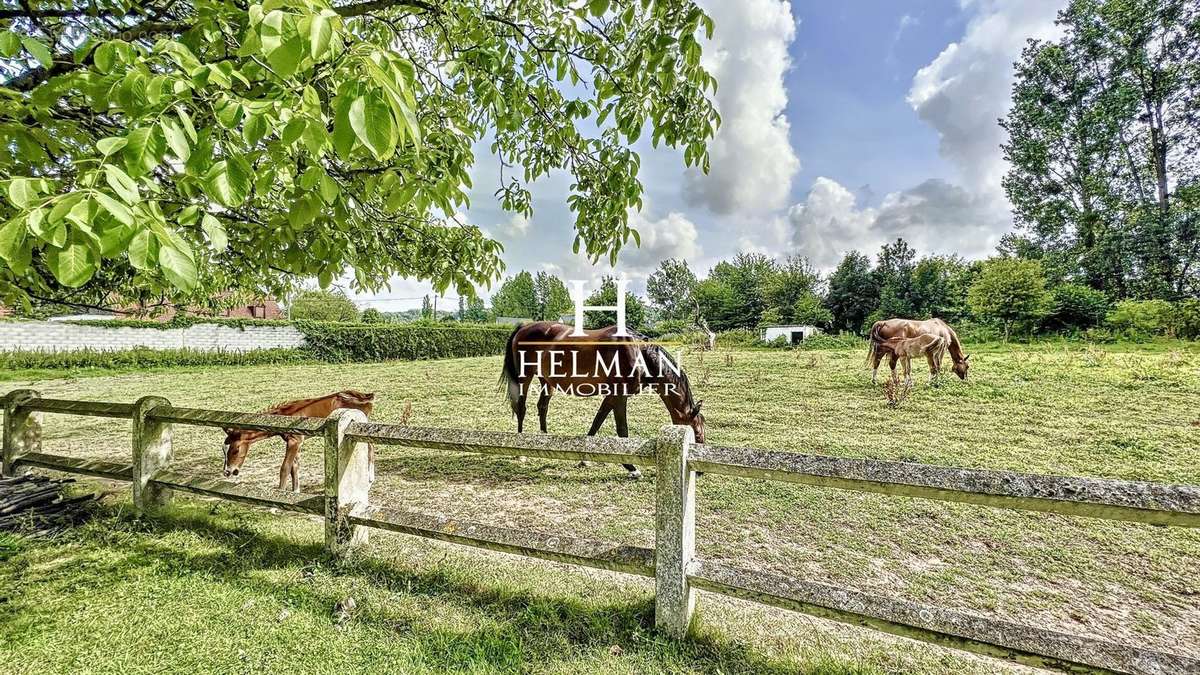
xmin=2 ymin=389 xmax=42 ymax=477
xmin=654 ymin=423 xmax=697 ymax=637
xmin=324 ymin=408 xmax=371 ymax=555
xmin=132 ymin=396 xmax=172 ymax=512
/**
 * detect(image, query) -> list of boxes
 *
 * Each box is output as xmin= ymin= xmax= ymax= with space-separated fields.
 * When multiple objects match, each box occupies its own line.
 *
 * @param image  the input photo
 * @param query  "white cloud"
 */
xmin=787 ymin=176 xmax=1007 ymax=270
xmin=541 ymin=210 xmax=703 ymax=293
xmin=496 ymin=213 xmax=530 ymax=238
xmin=621 ymin=211 xmax=702 ymax=274
xmin=907 ymin=0 xmax=1065 ymax=195
xmin=788 ymin=177 xmax=878 ymax=268
xmin=683 ymin=0 xmax=800 ymax=214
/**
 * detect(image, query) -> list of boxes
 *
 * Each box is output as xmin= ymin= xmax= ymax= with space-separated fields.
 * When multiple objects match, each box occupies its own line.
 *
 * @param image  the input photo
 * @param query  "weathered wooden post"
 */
xmin=2 ymin=389 xmax=42 ymax=477
xmin=654 ymin=423 xmax=697 ymax=637
xmin=131 ymin=395 xmax=172 ymax=512
xmin=324 ymin=408 xmax=371 ymax=555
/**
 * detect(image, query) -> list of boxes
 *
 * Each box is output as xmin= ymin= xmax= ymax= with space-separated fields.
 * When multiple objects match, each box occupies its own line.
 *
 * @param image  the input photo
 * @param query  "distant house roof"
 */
xmin=494 ymin=316 xmax=532 ymax=325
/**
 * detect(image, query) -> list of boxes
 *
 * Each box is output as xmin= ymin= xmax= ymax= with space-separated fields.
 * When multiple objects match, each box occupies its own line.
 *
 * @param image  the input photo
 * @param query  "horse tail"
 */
xmin=498 ymin=325 xmax=523 ymax=412
xmin=865 ymin=321 xmax=884 ymax=367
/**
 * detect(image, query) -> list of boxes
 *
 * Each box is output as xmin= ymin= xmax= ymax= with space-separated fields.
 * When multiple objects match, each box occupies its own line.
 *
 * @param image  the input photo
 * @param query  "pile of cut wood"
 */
xmin=0 ymin=474 xmax=101 ymax=535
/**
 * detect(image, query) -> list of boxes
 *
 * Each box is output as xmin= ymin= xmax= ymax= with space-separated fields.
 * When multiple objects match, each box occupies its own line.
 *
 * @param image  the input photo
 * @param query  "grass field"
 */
xmin=2 ymin=341 xmax=1199 ymax=673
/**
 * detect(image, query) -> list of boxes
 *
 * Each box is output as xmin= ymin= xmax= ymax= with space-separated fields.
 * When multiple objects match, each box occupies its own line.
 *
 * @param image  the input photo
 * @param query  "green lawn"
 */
xmin=2 ymin=342 xmax=1199 ymax=673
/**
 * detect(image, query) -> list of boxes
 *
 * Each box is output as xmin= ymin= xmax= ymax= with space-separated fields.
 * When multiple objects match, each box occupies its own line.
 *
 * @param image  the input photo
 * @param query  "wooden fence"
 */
xmin=2 ymin=388 xmax=1199 ymax=674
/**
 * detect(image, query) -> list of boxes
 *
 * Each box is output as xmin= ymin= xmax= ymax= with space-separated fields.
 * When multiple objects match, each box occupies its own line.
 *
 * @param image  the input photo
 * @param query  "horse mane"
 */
xmin=939 ymin=320 xmax=966 ymax=360
xmin=640 ymin=341 xmax=696 ymax=409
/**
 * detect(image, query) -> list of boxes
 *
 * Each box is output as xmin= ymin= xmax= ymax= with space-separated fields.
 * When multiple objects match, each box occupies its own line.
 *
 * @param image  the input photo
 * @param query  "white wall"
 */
xmin=0 ymin=321 xmax=306 ymax=353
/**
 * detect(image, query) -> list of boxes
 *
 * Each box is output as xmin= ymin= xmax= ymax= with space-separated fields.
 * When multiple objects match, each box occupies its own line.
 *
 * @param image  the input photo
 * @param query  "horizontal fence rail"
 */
xmin=148 ymin=406 xmax=329 ymax=435
xmin=690 ymin=444 xmax=1200 ymax=527
xmin=348 ymin=422 xmax=655 ymax=465
xmin=688 ymin=561 xmax=1197 ymax=674
xmin=348 ymin=507 xmax=656 ymax=577
xmin=23 ymin=398 xmax=135 ymax=420
xmin=3 ymin=389 xmax=1199 ymax=675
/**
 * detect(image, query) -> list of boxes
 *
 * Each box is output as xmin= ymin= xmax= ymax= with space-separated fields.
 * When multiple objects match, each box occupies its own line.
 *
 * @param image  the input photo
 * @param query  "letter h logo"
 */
xmin=570 ymin=279 xmax=629 ymax=337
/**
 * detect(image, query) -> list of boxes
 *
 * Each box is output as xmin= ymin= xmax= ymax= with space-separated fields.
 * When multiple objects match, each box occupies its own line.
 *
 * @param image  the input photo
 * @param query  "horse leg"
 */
xmin=927 ymin=351 xmax=939 ymax=387
xmin=580 ymin=396 xmax=617 ymax=468
xmin=613 ymin=396 xmax=641 ymax=479
xmin=871 ymin=351 xmax=883 ymax=385
xmin=280 ymin=436 xmax=302 ymax=491
xmin=515 ymin=389 xmax=528 ymax=433
xmin=904 ymin=357 xmax=914 ymax=388
xmin=888 ymin=353 xmax=898 ymax=383
xmin=513 ymin=384 xmax=529 ymax=463
xmin=537 ymin=382 xmax=551 ymax=433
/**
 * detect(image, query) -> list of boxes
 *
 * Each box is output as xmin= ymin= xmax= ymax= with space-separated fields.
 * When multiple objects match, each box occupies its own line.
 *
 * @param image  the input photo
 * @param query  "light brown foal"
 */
xmin=877 ymin=334 xmax=947 ymax=386
xmin=221 ymin=390 xmax=376 ymax=491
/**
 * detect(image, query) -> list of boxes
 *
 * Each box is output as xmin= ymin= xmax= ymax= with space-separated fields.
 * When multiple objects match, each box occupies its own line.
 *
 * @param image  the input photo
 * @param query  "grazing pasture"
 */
xmin=2 ymin=342 xmax=1198 ymax=673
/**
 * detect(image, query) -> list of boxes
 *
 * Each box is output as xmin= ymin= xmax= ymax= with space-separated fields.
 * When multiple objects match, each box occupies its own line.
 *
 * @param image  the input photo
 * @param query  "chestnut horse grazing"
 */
xmin=222 ymin=390 xmax=376 ymax=491
xmin=867 ymin=318 xmax=969 ymax=385
xmin=878 ymin=334 xmax=946 ymax=386
xmin=499 ymin=322 xmax=705 ymax=479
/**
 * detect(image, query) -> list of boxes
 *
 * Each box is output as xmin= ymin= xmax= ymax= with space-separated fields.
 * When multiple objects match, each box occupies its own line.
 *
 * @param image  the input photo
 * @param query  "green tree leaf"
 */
xmin=122 ymin=127 xmax=160 ymax=177
xmin=46 ymin=234 xmax=99 ymax=287
xmin=20 ymin=37 xmax=52 ymax=68
xmin=97 ymin=137 xmax=127 ymax=156
xmin=350 ymin=93 xmax=395 ymax=159
xmin=308 ymin=13 xmax=332 ymax=60
xmin=202 ymin=213 xmax=228 ymax=251
xmin=159 ymin=242 xmax=198 ymax=291
xmin=0 ymin=217 xmax=26 ymax=263
xmin=204 ymin=160 xmax=251 ymax=207
xmin=160 ymin=118 xmax=191 ymax=161
xmin=7 ymin=178 xmax=35 ymax=209
xmin=128 ymin=229 xmax=158 ymax=270
xmin=93 ymin=191 xmax=135 ymax=226
xmin=104 ymin=165 xmax=140 ymax=203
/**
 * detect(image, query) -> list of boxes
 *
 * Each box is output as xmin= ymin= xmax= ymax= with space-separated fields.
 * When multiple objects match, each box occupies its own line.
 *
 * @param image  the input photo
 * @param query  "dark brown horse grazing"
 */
xmin=867 ymin=318 xmax=969 ymax=385
xmin=499 ymin=322 xmax=705 ymax=478
xmin=222 ymin=390 xmax=377 ymax=491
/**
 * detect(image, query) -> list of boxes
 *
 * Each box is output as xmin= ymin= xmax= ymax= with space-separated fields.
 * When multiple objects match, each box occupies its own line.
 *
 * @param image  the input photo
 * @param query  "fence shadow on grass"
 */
xmin=2 ymin=501 xmax=870 ymax=675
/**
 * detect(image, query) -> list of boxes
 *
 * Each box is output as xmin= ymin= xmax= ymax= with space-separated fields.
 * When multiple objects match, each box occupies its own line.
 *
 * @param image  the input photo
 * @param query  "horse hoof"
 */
xmin=627 ymin=469 xmax=642 ymax=480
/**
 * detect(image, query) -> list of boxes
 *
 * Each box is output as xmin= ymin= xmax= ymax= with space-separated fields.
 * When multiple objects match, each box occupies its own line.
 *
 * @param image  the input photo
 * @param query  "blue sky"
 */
xmin=352 ymin=0 xmax=1067 ymax=312
xmin=787 ymin=2 xmax=967 ymax=201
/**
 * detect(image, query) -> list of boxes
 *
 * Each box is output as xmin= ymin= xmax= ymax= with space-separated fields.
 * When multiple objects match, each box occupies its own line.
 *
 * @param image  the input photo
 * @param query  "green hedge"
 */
xmin=60 ymin=316 xmax=292 ymax=330
xmin=0 ymin=348 xmax=313 ymax=371
xmin=295 ymin=322 xmax=512 ymax=362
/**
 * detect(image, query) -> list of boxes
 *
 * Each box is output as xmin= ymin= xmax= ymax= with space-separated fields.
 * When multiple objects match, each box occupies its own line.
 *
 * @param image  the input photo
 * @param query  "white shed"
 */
xmin=760 ymin=324 xmax=822 ymax=345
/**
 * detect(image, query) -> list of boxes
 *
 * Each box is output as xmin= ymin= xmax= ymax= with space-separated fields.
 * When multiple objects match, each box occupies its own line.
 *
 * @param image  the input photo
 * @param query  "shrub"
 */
xmin=794 ymin=332 xmax=863 ymax=350
xmin=715 ymin=329 xmax=760 ymax=348
xmin=967 ymin=258 xmax=1052 ymax=340
xmin=288 ymin=289 xmax=360 ymax=322
xmin=791 ymin=293 xmax=833 ymax=328
xmin=360 ymin=308 xmax=385 ymax=324
xmin=1044 ymin=284 xmax=1110 ymax=332
xmin=1174 ymin=299 xmax=1200 ymax=340
xmin=1106 ymin=299 xmax=1176 ymax=339
xmin=61 ymin=316 xmax=291 ymax=330
xmin=950 ymin=320 xmax=1002 ymax=343
xmin=0 ymin=348 xmax=312 ymax=372
xmin=295 ymin=322 xmax=512 ymax=362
